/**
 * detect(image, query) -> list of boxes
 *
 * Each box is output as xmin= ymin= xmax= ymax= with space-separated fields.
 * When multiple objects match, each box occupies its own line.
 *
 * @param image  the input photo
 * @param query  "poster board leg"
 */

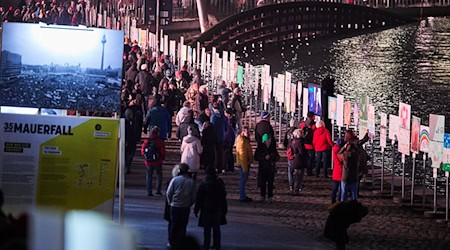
xmin=402 ymin=154 xmax=405 ymax=199
xmin=278 ymin=104 xmax=282 ymax=146
xmin=446 ymin=175 xmax=449 ymax=221
xmin=391 ymin=141 xmax=395 ymax=196
xmin=434 ymin=177 xmax=437 ymax=213
xmin=381 ymin=148 xmax=385 ymax=192
xmin=119 ymin=118 xmax=126 ymax=225
xmin=411 ymin=156 xmax=416 ymax=205
xmin=422 ymin=153 xmax=427 ymax=209
xmin=371 ymin=140 xmax=375 ymax=190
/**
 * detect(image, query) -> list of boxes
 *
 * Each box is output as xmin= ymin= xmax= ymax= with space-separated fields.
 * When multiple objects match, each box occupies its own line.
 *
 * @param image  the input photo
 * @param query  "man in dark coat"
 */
xmin=255 ymin=111 xmax=276 ymax=150
xmin=194 ymin=167 xmax=227 ymax=250
xmin=254 ymin=134 xmax=280 ymax=203
xmin=201 ymin=122 xmax=218 ymax=170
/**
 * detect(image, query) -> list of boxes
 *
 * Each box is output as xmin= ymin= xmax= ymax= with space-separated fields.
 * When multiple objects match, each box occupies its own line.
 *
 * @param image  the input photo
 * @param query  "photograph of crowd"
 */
xmin=0 ymin=22 xmax=124 ymax=112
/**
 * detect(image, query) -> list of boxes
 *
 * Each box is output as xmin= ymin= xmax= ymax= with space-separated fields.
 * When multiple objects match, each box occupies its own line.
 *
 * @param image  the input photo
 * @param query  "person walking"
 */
xmin=313 ymin=120 xmax=334 ymax=178
xmin=254 ymin=134 xmax=280 ymax=203
xmin=194 ymin=167 xmax=228 ymax=250
xmin=143 ymin=95 xmax=171 ymax=140
xmin=166 ymin=163 xmax=196 ymax=248
xmin=181 ymin=126 xmax=203 ymax=181
xmin=164 ymin=165 xmax=180 ymax=248
xmin=236 ymin=127 xmax=253 ymax=202
xmin=176 ymin=110 xmax=200 ymax=140
xmin=290 ymin=129 xmax=308 ymax=195
xmin=141 ymin=127 xmax=166 ymax=196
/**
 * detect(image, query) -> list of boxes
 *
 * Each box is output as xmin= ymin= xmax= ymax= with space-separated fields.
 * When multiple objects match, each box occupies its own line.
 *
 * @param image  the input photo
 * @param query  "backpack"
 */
xmin=303 ymin=127 xmax=314 ymax=145
xmin=144 ymin=139 xmax=160 ymax=162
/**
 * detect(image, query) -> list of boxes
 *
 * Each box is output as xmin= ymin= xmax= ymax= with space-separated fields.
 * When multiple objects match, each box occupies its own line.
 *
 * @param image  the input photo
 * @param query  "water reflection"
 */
xmin=254 ymin=17 xmax=450 ymax=129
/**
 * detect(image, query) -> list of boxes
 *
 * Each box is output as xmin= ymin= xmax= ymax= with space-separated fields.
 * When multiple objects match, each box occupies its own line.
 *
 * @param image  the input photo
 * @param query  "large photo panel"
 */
xmin=0 ymin=23 xmax=124 ymax=112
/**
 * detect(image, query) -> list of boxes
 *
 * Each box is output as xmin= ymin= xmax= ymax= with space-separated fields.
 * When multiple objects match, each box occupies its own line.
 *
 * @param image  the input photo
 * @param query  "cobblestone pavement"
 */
xmin=220 ymin=151 xmax=450 ymax=250
xmin=127 ymin=122 xmax=449 ymax=250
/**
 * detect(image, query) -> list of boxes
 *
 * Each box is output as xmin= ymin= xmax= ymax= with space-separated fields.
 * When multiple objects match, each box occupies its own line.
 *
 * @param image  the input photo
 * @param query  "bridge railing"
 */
xmin=172 ymin=0 xmax=450 ymax=21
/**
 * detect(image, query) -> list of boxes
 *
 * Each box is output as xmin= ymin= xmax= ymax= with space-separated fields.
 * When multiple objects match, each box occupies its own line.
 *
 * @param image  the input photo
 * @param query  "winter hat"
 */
xmin=316 ymin=120 xmax=325 ymax=128
xmin=261 ymin=111 xmax=270 ymax=119
xmin=262 ymin=133 xmax=270 ymax=143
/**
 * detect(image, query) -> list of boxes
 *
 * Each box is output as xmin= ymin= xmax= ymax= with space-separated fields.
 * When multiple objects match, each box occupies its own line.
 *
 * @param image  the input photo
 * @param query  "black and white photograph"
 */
xmin=0 ymin=22 xmax=124 ymax=112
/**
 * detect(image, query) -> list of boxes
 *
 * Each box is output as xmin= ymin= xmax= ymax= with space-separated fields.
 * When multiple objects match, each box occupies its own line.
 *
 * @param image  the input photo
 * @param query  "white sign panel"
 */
xmin=336 ymin=94 xmax=344 ymax=127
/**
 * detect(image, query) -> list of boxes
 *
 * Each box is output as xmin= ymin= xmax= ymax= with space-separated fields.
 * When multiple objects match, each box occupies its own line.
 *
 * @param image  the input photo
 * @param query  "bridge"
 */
xmin=190 ymin=2 xmax=416 ymax=52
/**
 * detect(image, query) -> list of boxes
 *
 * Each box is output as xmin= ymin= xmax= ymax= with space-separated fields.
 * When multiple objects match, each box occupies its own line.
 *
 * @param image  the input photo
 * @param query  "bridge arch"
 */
xmin=191 ymin=2 xmax=415 ymax=52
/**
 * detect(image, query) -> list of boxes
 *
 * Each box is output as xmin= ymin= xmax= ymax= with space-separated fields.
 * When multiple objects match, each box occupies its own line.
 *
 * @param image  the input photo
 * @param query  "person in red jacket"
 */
xmin=299 ymin=112 xmax=316 ymax=176
xmin=141 ymin=126 xmax=166 ymax=196
xmin=331 ymin=139 xmax=345 ymax=204
xmin=313 ymin=120 xmax=334 ymax=178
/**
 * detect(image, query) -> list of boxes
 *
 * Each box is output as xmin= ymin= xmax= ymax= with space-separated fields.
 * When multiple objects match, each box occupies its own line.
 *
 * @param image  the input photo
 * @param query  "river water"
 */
xmin=253 ymin=16 xmax=450 ymax=129
xmin=248 ymin=16 xmax=450 ymax=193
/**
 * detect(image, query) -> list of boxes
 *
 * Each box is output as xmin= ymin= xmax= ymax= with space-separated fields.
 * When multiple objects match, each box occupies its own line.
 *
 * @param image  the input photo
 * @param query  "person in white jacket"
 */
xmin=175 ymin=101 xmax=191 ymax=126
xmin=181 ymin=126 xmax=203 ymax=180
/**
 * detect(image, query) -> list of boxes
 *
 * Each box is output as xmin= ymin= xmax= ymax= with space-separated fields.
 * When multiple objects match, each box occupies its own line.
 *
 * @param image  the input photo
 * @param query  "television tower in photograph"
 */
xmin=101 ymin=35 xmax=107 ymax=70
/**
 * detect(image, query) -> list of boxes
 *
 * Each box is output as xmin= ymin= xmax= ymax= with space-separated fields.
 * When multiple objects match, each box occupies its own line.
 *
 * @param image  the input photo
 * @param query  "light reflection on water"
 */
xmin=250 ymin=16 xmax=450 ymax=192
xmin=263 ymin=17 xmax=450 ymax=129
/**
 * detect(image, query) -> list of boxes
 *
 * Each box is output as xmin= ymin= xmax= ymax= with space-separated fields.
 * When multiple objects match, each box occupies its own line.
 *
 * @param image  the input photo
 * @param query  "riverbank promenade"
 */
xmin=114 ymin=120 xmax=449 ymax=250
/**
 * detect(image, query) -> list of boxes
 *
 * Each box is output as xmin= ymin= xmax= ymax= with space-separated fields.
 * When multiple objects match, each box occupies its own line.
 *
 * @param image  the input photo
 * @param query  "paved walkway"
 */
xmin=114 ymin=119 xmax=450 ymax=250
xmin=114 ymin=138 xmax=331 ymax=250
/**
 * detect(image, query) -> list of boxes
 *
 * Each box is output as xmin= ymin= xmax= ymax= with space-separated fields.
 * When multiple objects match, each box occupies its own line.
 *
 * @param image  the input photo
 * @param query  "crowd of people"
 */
xmin=118 ymin=35 xmax=372 ymax=248
xmin=0 ymin=0 xmax=88 ymax=26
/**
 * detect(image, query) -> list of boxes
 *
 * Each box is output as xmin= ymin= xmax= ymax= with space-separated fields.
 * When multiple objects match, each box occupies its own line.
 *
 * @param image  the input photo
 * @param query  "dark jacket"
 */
xmin=176 ymin=119 xmax=200 ymax=140
xmin=231 ymin=95 xmax=246 ymax=119
xmin=200 ymin=93 xmax=209 ymax=111
xmin=290 ymin=138 xmax=307 ymax=169
xmin=210 ymin=110 xmax=227 ymax=143
xmin=136 ymin=71 xmax=156 ymax=96
xmin=324 ymin=200 xmax=368 ymax=246
xmin=338 ymin=144 xmax=360 ymax=182
xmin=194 ymin=174 xmax=228 ymax=227
xmin=254 ymin=143 xmax=280 ymax=171
xmin=201 ymin=125 xmax=218 ymax=168
xmin=143 ymin=105 xmax=171 ymax=140
xmin=349 ymin=133 xmax=370 ymax=175
xmin=161 ymin=89 xmax=177 ymax=114
xmin=255 ymin=120 xmax=276 ymax=149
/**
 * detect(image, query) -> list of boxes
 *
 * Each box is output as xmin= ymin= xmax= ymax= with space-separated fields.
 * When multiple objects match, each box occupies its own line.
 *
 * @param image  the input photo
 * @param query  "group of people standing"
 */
xmin=283 ymin=112 xmax=370 ymax=203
